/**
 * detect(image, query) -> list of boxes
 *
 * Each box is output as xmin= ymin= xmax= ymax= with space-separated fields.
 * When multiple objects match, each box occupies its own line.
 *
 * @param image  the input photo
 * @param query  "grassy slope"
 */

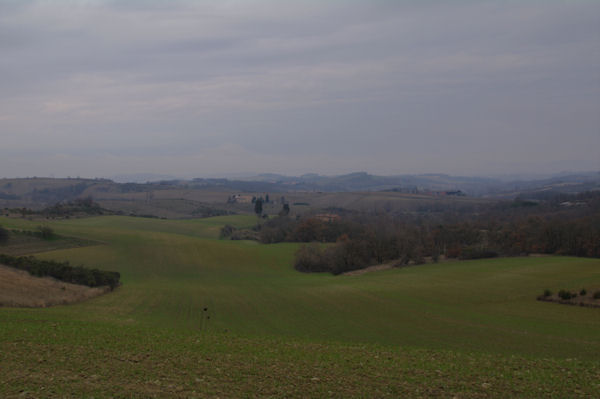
xmin=1 ymin=215 xmax=599 ymax=397
xmin=0 ymin=231 xmax=96 ymax=256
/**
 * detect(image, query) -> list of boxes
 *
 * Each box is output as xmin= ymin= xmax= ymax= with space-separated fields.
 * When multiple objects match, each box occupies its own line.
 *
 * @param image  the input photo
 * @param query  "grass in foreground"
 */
xmin=0 ymin=215 xmax=599 ymax=397
xmin=1 ymin=316 xmax=598 ymax=398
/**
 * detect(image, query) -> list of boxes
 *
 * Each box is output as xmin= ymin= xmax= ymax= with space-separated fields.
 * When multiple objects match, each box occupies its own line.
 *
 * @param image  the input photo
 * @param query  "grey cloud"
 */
xmin=0 ymin=0 xmax=598 ymax=178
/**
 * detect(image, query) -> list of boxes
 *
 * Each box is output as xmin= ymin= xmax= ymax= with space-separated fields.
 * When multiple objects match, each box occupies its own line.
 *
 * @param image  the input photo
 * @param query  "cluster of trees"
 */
xmin=0 ymin=253 xmax=120 ymax=289
xmin=254 ymin=197 xmax=288 ymax=218
xmin=294 ymin=237 xmax=382 ymax=275
xmin=258 ymin=216 xmax=359 ymax=244
xmin=3 ymin=207 xmax=36 ymax=218
xmin=3 ymin=198 xmax=110 ymax=219
xmin=41 ymin=197 xmax=106 ymax=217
xmin=17 ymin=226 xmax=55 ymax=239
xmin=251 ymin=194 xmax=271 ymax=204
xmin=290 ymin=216 xmax=599 ymax=275
xmin=251 ymin=192 xmax=600 ymax=275
xmin=538 ymin=288 xmax=600 ymax=307
xmin=219 ymin=224 xmax=259 ymax=240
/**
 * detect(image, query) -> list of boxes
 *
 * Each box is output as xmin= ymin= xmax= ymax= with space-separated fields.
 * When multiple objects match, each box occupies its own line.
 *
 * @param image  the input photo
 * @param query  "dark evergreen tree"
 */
xmin=279 ymin=203 xmax=290 ymax=216
xmin=254 ymin=198 xmax=263 ymax=216
xmin=0 ymin=225 xmax=9 ymax=243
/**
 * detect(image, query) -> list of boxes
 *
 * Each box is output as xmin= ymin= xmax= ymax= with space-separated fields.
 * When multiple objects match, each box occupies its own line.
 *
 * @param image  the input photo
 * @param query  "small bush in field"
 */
xmin=558 ymin=290 xmax=574 ymax=300
xmin=593 ymin=291 xmax=600 ymax=299
xmin=579 ymin=289 xmax=587 ymax=296
xmin=543 ymin=289 xmax=552 ymax=297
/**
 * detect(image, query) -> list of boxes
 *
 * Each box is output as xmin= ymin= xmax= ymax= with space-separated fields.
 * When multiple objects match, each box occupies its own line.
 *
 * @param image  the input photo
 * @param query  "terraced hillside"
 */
xmin=1 ymin=215 xmax=599 ymax=397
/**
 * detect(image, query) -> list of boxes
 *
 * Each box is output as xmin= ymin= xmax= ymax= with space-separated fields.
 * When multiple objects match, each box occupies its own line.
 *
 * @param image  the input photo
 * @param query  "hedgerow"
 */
xmin=0 ymin=253 xmax=120 ymax=289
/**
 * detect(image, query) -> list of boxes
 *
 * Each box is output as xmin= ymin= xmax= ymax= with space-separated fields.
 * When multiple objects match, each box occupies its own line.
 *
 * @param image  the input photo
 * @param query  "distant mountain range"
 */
xmin=1 ymin=172 xmax=598 ymax=208
xmin=190 ymin=171 xmax=600 ymax=197
xmin=110 ymin=173 xmax=179 ymax=183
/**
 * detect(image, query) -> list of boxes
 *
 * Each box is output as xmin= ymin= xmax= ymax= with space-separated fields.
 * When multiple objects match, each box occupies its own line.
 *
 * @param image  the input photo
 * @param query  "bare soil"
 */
xmin=0 ymin=264 xmax=111 ymax=308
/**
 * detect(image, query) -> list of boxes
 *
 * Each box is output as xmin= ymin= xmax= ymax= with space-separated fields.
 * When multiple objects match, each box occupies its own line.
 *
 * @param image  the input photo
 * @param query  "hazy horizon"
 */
xmin=3 ymin=168 xmax=599 ymax=185
xmin=2 ymin=1 xmax=599 ymax=178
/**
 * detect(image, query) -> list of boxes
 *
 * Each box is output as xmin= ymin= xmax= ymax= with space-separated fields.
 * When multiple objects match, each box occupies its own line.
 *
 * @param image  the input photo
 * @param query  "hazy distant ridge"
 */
xmin=224 ymin=171 xmax=600 ymax=196
xmin=1 ymin=172 xmax=598 ymax=206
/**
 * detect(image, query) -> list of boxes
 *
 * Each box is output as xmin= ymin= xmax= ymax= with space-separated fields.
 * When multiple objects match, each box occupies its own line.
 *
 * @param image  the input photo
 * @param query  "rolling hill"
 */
xmin=0 ymin=215 xmax=599 ymax=397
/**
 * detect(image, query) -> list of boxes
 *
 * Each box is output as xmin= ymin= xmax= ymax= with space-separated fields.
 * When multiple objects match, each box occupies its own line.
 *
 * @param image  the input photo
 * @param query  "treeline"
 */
xmin=0 ymin=253 xmax=120 ymax=289
xmin=290 ymin=214 xmax=599 ymax=274
xmin=4 ymin=197 xmax=110 ymax=219
xmin=41 ymin=197 xmax=108 ymax=216
xmin=247 ymin=192 xmax=600 ymax=275
xmin=5 ymin=226 xmax=56 ymax=240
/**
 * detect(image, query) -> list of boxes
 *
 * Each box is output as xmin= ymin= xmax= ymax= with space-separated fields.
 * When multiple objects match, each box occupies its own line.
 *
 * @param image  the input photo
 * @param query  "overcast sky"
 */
xmin=1 ymin=0 xmax=599 ymax=179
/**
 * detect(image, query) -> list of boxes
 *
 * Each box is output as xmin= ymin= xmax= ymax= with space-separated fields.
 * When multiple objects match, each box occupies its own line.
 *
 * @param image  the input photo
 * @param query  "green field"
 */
xmin=1 ymin=215 xmax=599 ymax=397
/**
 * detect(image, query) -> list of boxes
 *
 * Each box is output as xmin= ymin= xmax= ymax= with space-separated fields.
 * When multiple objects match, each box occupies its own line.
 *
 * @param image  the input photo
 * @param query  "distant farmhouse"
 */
xmin=229 ymin=194 xmax=254 ymax=204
